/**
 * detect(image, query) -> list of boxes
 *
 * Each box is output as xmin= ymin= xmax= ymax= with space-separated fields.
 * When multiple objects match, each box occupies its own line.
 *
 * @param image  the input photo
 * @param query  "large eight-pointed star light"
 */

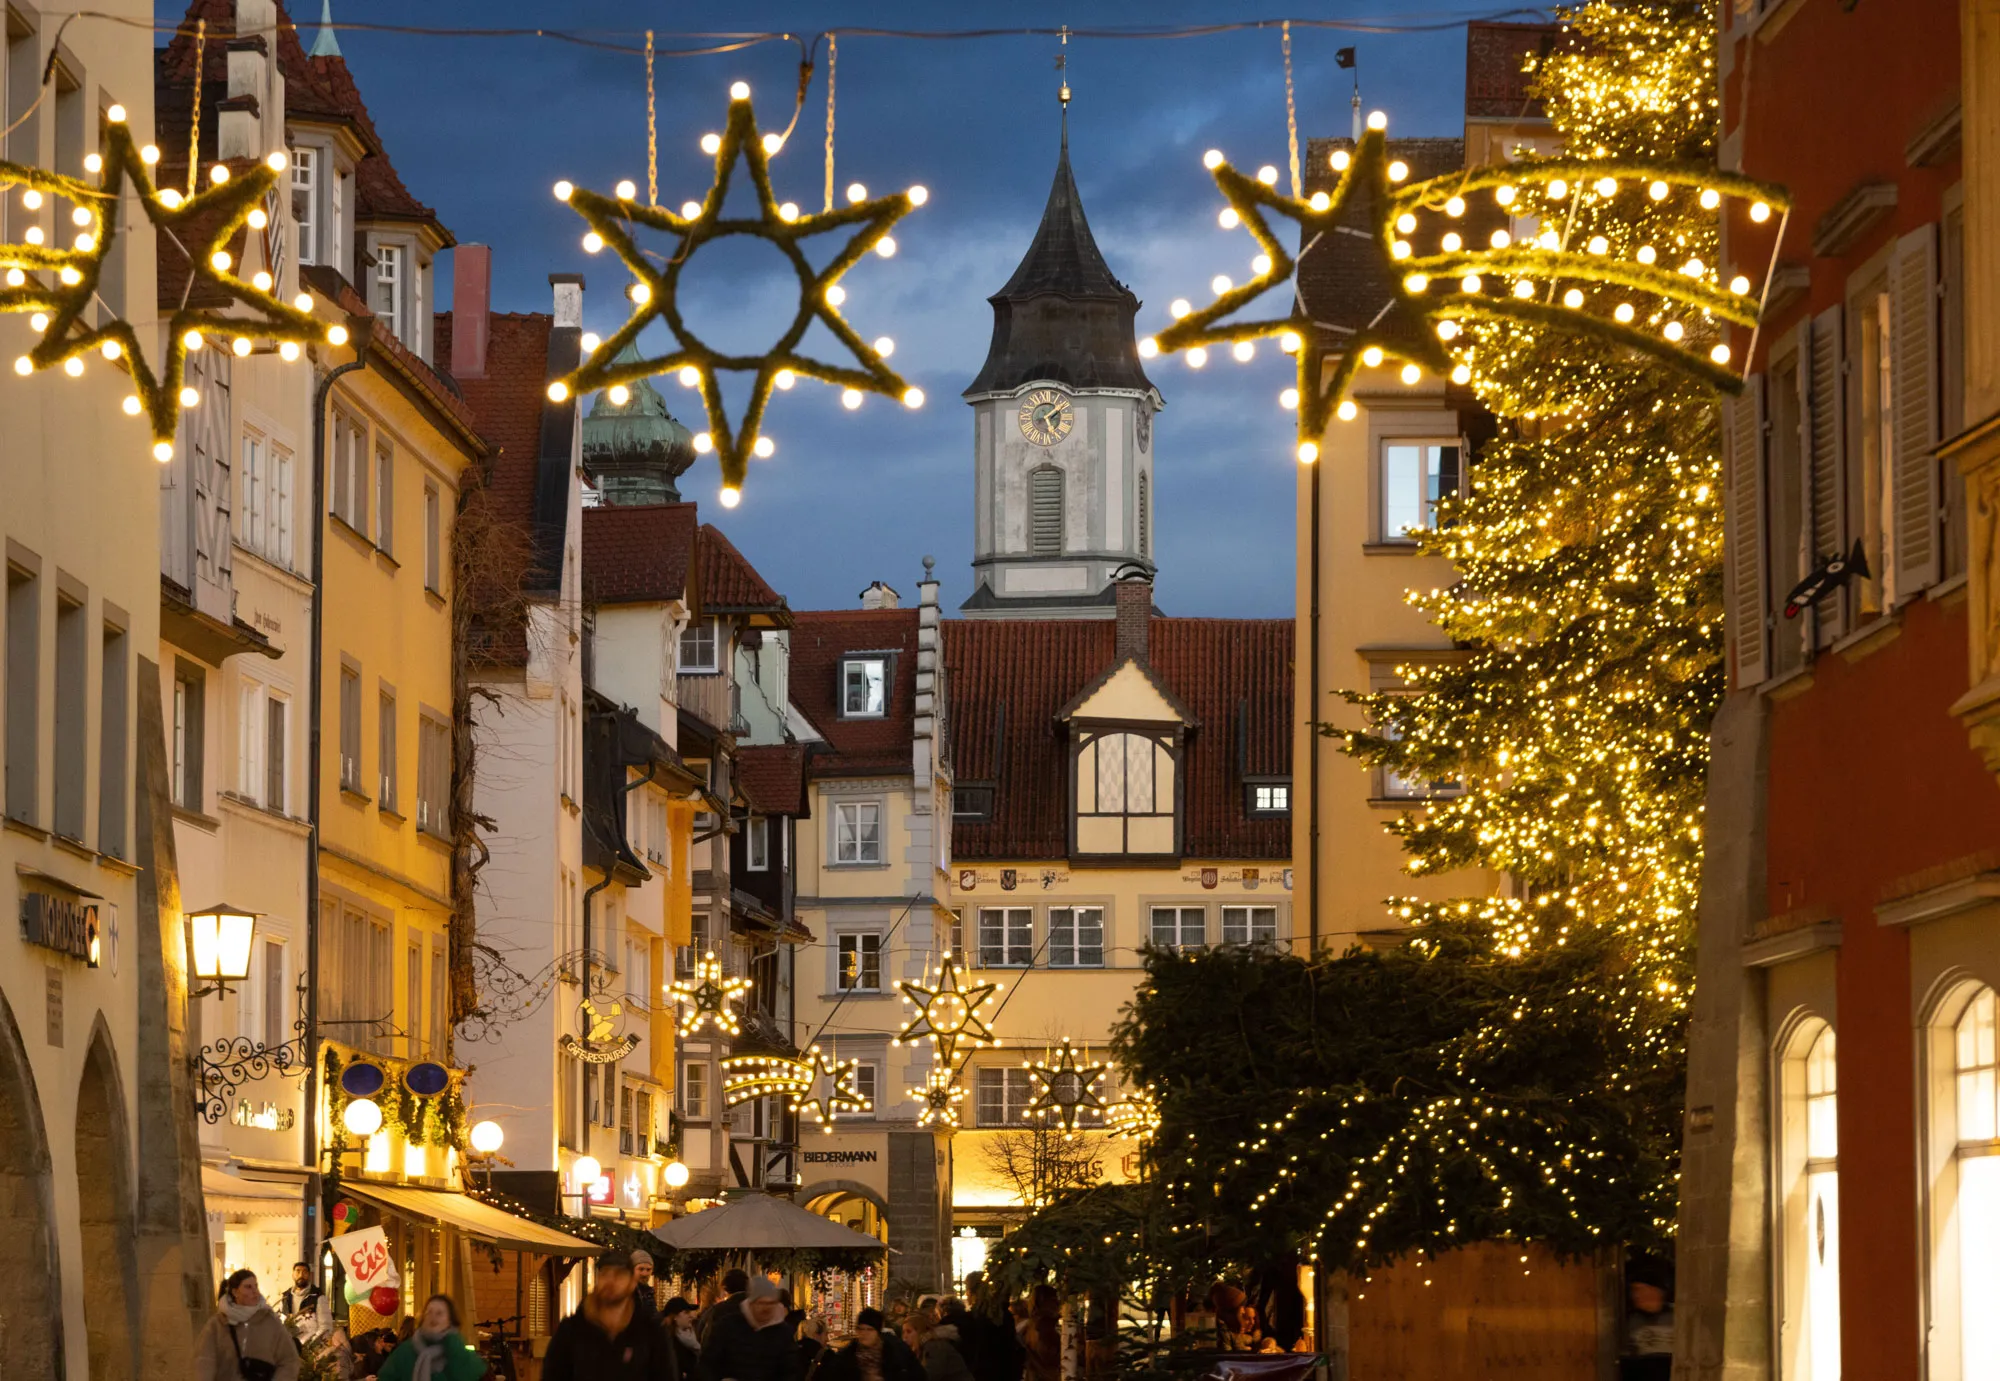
xmin=894 ymin=956 xmax=999 ymax=1067
xmin=1 ymin=113 xmax=335 ymax=460
xmin=1149 ymin=114 xmax=1791 ymax=463
xmin=550 ymin=83 xmax=927 ymax=507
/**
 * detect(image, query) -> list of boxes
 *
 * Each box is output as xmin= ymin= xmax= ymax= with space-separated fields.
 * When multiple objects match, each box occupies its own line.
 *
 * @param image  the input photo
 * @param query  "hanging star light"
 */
xmin=721 ymin=1051 xmax=813 ymax=1107
xmin=912 ymin=1065 xmax=966 ymax=1130
xmin=670 ymin=951 xmax=751 ymax=1037
xmin=1025 ymin=1039 xmax=1109 ymax=1140
xmin=795 ymin=1046 xmax=872 ymax=1128
xmin=1 ymin=112 xmax=338 ymax=462
xmin=550 ymin=80 xmax=927 ymax=508
xmin=1107 ymin=1086 xmax=1161 ymax=1140
xmin=1147 ymin=114 xmax=1790 ymax=464
xmin=894 ymin=955 xmax=999 ymax=1066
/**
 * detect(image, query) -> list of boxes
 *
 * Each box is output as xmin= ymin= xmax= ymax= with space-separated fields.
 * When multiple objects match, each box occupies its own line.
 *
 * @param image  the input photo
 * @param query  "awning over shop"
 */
xmin=340 ymin=1182 xmax=600 ymax=1256
xmin=202 ymin=1165 xmax=306 ymax=1217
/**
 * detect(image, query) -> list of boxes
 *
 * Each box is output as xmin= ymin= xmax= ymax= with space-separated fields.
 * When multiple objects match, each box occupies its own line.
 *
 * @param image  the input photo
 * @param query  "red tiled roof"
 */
xmin=307 ymin=269 xmax=482 ymax=445
xmin=697 ymin=525 xmax=790 ymax=620
xmin=157 ymin=0 xmax=448 ymax=240
xmin=943 ymin=618 xmax=1293 ymax=862
xmin=737 ymin=744 xmax=809 ymax=817
xmin=791 ymin=609 xmax=920 ymax=777
xmin=1464 ymin=21 xmax=1567 ymax=121
xmin=582 ymin=503 xmax=699 ymax=605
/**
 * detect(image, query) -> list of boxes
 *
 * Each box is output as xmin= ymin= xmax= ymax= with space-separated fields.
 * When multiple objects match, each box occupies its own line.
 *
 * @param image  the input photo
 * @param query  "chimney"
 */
xmin=860 ymin=581 xmax=901 ymax=611
xmin=550 ymin=272 xmax=585 ymax=331
xmin=913 ymin=556 xmax=941 ymax=787
xmin=220 ymin=1 xmax=275 ymax=162
xmin=451 ymin=244 xmax=492 ymax=379
xmin=1114 ymin=575 xmax=1152 ymax=664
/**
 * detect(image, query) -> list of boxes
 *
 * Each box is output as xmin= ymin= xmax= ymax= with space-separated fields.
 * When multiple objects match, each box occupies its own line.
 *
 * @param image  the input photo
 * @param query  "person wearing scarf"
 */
xmin=194 ymin=1270 xmax=301 ymax=1381
xmin=377 ymin=1295 xmax=485 ymax=1381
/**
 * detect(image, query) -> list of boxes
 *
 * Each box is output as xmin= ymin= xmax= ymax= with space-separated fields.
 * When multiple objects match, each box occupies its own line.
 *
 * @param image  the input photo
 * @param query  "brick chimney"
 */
xmin=1115 ymin=575 xmax=1152 ymax=664
xmin=451 ymin=244 xmax=492 ymax=379
xmin=550 ymin=272 xmax=585 ymax=330
xmin=860 ymin=581 xmax=901 ymax=610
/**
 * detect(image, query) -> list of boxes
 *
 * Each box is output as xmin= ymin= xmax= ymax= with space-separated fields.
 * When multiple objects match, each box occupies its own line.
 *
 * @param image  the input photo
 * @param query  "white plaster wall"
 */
xmin=593 ymin=602 xmax=682 ymax=747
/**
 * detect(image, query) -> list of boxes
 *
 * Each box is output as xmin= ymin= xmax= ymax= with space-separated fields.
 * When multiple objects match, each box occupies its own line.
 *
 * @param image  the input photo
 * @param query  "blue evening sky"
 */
xmin=194 ymin=3 xmax=1493 ymax=616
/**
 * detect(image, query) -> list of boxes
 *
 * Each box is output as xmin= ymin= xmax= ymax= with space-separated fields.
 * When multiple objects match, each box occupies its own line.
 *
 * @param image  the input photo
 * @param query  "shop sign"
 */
xmin=587 ymin=1174 xmax=614 ymax=1206
xmin=21 ymin=891 xmax=99 ymax=966
xmin=624 ymin=1171 xmax=644 ymax=1207
xmin=802 ymin=1148 xmax=878 ymax=1165
xmin=233 ymin=1100 xmax=297 ymax=1131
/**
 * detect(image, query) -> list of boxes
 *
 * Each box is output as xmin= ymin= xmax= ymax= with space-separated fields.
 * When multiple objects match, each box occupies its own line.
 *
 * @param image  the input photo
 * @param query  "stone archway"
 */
xmin=0 ymin=990 xmax=62 ymax=1375
xmin=75 ymin=1019 xmax=138 ymax=1380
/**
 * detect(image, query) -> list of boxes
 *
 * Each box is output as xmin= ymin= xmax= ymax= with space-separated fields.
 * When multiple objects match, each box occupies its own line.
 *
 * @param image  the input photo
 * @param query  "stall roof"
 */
xmin=341 ymin=1182 xmax=601 ymax=1256
xmin=654 ymin=1191 xmax=888 ymax=1253
xmin=201 ymin=1165 xmax=304 ymax=1217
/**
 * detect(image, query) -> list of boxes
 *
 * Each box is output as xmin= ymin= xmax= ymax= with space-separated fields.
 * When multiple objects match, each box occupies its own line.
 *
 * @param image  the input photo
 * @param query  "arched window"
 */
xmin=1778 ymin=1019 xmax=1839 ymax=1381
xmin=1030 ymin=465 xmax=1064 ymax=556
xmin=1954 ymin=989 xmax=2000 ymax=1376
xmin=1074 ymin=730 xmax=1176 ymax=858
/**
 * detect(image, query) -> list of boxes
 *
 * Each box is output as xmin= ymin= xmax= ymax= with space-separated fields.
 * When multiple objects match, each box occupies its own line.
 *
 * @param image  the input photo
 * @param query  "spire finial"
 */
xmin=309 ymin=0 xmax=342 ymax=57
xmin=1056 ymin=25 xmax=1071 ymax=146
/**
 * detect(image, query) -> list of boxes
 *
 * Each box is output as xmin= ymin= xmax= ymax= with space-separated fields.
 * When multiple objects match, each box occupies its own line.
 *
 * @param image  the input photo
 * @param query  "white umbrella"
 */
xmin=656 ymin=1193 xmax=887 ymax=1253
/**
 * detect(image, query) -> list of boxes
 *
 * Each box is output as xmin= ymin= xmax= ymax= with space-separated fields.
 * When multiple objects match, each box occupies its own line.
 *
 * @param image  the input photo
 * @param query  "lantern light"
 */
xmin=343 ymin=1098 xmax=383 ymax=1137
xmin=469 ymin=1120 xmax=505 ymax=1154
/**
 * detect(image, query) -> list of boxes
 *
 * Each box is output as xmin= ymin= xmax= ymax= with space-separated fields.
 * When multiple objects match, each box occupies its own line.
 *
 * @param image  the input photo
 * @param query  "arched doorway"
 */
xmin=802 ymin=1183 xmax=889 ymax=1333
xmin=75 ymin=1021 xmax=137 ymax=1380
xmin=0 ymin=991 xmax=62 ymax=1374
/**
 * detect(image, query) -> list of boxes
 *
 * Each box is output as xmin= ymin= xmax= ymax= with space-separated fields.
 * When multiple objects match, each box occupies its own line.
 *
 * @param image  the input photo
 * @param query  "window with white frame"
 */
xmin=1778 ymin=1020 xmax=1840 ymax=1381
xmin=837 ymin=933 xmax=881 ymax=992
xmin=241 ymin=431 xmax=265 ymax=553
xmin=1248 ymin=782 xmax=1290 ymax=816
xmin=851 ymin=1061 xmax=878 ymax=1114
xmin=833 ymin=800 xmax=882 ymax=865
xmin=843 ymin=656 xmax=887 ymax=717
xmin=1149 ymin=906 xmax=1205 ymax=952
xmin=1381 ymin=440 xmax=1462 ymax=541
xmin=372 ymin=241 xmax=404 ymax=339
xmin=330 ymin=411 xmax=367 ymax=532
xmin=1222 ymin=906 xmax=1278 ymax=947
xmin=1048 ymin=908 xmax=1103 ymax=968
xmin=1377 ymin=714 xmax=1462 ymax=800
xmin=625 ymin=940 xmax=650 ymax=1008
xmin=374 ymin=438 xmax=394 ymax=553
xmin=679 ymin=618 xmax=719 ymax=673
xmin=378 ymin=689 xmax=397 ymax=811
xmin=423 ymin=481 xmax=441 ymax=592
xmin=429 ymin=938 xmax=447 ymax=1056
xmin=681 ymin=1059 xmax=710 ymax=1120
xmin=978 ymin=907 xmax=1033 ymax=967
xmin=747 ymin=816 xmax=770 ymax=871
xmin=417 ymin=714 xmax=450 ymax=838
xmin=976 ymin=1066 xmax=1036 ymax=1127
xmin=291 ymin=145 xmax=318 ymax=265
xmin=947 ymin=910 xmax=965 ymax=964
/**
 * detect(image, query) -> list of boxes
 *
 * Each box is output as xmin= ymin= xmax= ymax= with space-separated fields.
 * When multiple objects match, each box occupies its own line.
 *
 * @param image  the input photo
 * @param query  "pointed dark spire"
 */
xmin=966 ymin=130 xmax=1156 ymax=397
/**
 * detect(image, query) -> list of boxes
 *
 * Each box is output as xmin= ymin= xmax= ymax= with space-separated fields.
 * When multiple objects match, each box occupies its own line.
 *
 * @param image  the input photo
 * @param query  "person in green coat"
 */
xmin=377 ymin=1295 xmax=486 ymax=1381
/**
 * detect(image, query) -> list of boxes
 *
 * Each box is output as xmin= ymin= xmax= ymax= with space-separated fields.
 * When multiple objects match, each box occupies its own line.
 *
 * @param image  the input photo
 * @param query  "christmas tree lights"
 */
xmin=551 ymin=82 xmax=926 ymax=507
xmin=1 ymin=115 xmax=333 ymax=462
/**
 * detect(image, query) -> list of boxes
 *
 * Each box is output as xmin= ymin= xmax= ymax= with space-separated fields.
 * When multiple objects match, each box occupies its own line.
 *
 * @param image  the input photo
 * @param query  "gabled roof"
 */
xmin=944 ymin=618 xmax=1293 ymax=861
xmin=582 ymin=503 xmax=699 ymax=606
xmin=156 ymin=0 xmax=450 ymax=244
xmin=737 ymin=744 xmax=810 ymax=817
xmin=697 ymin=525 xmax=791 ymax=623
xmin=791 ymin=609 xmax=920 ymax=778
xmin=1296 ymin=136 xmax=1479 ymax=355
xmin=1057 ymin=656 xmax=1197 ymax=728
xmin=1464 ymin=21 xmax=1566 ymax=122
xmin=966 ymin=136 xmax=1155 ymax=398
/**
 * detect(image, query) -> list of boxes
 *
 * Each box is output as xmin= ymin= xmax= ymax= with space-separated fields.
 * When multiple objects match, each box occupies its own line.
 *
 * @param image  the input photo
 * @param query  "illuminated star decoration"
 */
xmin=794 ymin=1046 xmax=872 ymax=1128
xmin=721 ymin=1052 xmax=813 ymax=1108
xmin=912 ymin=1066 xmax=966 ymax=1130
xmin=894 ymin=955 xmax=999 ymax=1066
xmin=670 ymin=951 xmax=751 ymax=1037
xmin=558 ymin=996 xmax=641 ymax=1064
xmin=1107 ymin=1086 xmax=1161 ymax=1140
xmin=550 ymin=81 xmax=928 ymax=508
xmin=1025 ymin=1039 xmax=1109 ymax=1140
xmin=1 ymin=112 xmax=336 ymax=462
xmin=1149 ymin=113 xmax=1791 ymax=463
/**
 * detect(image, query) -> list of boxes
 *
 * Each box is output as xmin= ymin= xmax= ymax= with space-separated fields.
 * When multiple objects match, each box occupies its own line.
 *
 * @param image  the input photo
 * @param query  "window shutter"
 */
xmin=1030 ymin=466 xmax=1064 ymax=555
xmin=1890 ymin=223 xmax=1940 ymax=600
xmin=1806 ymin=304 xmax=1847 ymax=642
xmin=1727 ymin=377 xmax=1768 ymax=687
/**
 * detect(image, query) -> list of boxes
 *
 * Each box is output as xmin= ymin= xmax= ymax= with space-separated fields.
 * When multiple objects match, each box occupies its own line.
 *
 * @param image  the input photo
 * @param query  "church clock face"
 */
xmin=1017 ymin=388 xmax=1075 ymax=447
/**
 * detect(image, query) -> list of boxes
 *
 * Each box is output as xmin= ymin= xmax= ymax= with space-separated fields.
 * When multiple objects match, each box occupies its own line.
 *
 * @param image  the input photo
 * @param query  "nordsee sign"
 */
xmin=20 ymin=892 xmax=99 ymax=966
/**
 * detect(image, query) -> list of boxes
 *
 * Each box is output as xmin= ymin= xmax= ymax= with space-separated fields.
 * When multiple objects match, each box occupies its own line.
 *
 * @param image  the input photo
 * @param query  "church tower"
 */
xmin=961 ymin=124 xmax=1163 ymax=618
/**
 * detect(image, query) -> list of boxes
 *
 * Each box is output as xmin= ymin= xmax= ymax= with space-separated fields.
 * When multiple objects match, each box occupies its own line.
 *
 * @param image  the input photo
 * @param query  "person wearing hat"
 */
xmin=544 ymin=1250 xmax=678 ymax=1381
xmin=818 ymin=1307 xmax=923 ymax=1381
xmin=632 ymin=1249 xmax=661 ymax=1325
xmin=663 ymin=1297 xmax=703 ymax=1378
xmin=699 ymin=1274 xmax=799 ymax=1381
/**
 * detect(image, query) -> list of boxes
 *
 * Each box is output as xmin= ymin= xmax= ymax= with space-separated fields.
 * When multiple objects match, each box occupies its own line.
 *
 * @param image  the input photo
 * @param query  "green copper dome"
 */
xmin=582 ymin=353 xmax=696 ymax=505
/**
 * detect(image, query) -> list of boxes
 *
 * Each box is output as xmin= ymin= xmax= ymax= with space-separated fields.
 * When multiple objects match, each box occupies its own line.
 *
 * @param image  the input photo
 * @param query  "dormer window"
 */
xmin=291 ymin=146 xmax=318 ymax=265
xmin=1074 ymin=728 xmax=1178 ymax=859
xmin=842 ymin=657 xmax=887 ymax=718
xmin=371 ymin=240 xmax=404 ymax=338
xmin=1247 ymin=781 xmax=1291 ymax=817
xmin=679 ymin=618 xmax=719 ymax=674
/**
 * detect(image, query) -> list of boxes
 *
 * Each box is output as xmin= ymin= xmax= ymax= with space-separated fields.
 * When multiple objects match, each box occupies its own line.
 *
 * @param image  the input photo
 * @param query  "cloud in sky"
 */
xmin=233 ymin=0 xmax=1476 ymax=615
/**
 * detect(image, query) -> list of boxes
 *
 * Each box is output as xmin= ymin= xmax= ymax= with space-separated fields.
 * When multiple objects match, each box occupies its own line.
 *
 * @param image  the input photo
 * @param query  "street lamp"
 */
xmin=188 ymin=904 xmax=258 ymax=998
xmin=663 ymin=1160 xmax=690 ymax=1190
xmin=572 ymin=1155 xmax=602 ymax=1188
xmin=342 ymin=1098 xmax=384 ymax=1137
xmin=470 ymin=1120 xmax=505 ymax=1155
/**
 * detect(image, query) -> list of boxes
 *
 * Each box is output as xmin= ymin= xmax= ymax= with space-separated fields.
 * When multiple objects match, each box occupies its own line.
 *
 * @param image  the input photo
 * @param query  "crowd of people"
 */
xmin=190 ymin=1252 xmax=1067 ymax=1381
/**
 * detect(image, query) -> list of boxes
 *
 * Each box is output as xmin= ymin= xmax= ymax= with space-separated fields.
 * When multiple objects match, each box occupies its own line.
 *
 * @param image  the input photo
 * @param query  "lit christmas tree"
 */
xmin=1113 ymin=0 xmax=1729 ymax=1276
